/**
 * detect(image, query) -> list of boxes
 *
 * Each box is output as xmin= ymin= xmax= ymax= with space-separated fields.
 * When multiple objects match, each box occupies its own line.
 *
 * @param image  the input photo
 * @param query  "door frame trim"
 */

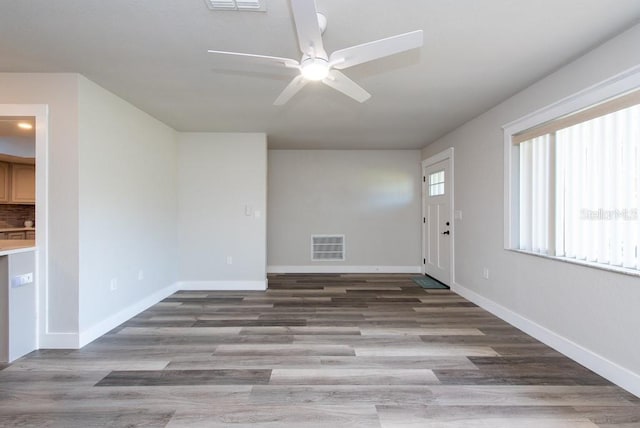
xmin=0 ymin=104 xmax=49 ymax=351
xmin=421 ymin=148 xmax=455 ymax=284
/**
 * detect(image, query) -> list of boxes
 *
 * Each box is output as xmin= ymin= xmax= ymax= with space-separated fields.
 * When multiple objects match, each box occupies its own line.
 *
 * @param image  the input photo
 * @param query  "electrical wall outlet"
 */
xmin=138 ymin=270 xmax=144 ymax=281
xmin=482 ymin=268 xmax=490 ymax=280
xmin=226 ymin=256 xmax=233 ymax=265
xmin=110 ymin=278 xmax=118 ymax=291
xmin=10 ymin=272 xmax=34 ymax=288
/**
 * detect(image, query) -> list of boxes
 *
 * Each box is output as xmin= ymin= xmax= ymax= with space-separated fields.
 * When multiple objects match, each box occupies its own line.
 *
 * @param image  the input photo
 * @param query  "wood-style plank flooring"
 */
xmin=1 ymin=274 xmax=639 ymax=427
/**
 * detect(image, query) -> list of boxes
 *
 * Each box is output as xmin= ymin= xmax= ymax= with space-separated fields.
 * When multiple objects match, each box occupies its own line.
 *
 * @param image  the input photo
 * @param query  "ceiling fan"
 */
xmin=207 ymin=0 xmax=423 ymax=105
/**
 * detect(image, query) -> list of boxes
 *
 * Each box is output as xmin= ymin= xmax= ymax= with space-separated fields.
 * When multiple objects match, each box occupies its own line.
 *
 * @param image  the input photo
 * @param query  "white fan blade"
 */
xmin=322 ymin=70 xmax=371 ymax=103
xmin=290 ymin=0 xmax=327 ymax=58
xmin=274 ymin=75 xmax=309 ymax=105
xmin=207 ymin=50 xmax=300 ymax=69
xmin=329 ymin=30 xmax=423 ymax=70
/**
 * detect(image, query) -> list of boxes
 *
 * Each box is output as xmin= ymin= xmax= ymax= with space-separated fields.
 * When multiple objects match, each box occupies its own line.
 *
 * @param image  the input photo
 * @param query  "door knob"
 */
xmin=442 ymin=230 xmax=450 ymax=235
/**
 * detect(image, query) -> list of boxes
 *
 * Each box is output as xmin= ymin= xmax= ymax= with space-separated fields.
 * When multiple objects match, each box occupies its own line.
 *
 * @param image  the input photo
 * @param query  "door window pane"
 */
xmin=429 ymin=170 xmax=445 ymax=196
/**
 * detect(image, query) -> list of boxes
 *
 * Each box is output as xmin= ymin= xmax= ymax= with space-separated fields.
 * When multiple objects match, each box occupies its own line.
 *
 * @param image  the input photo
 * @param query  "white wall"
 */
xmin=178 ymin=133 xmax=267 ymax=289
xmin=0 ymin=73 xmax=80 ymax=339
xmin=77 ymin=76 xmax=178 ymax=337
xmin=0 ymin=137 xmax=35 ymax=158
xmin=268 ymin=150 xmax=422 ymax=272
xmin=422 ymin=24 xmax=640 ymax=394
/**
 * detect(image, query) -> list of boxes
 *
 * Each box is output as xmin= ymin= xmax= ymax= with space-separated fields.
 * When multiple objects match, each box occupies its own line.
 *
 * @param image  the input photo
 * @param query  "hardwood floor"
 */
xmin=1 ymin=274 xmax=638 ymax=427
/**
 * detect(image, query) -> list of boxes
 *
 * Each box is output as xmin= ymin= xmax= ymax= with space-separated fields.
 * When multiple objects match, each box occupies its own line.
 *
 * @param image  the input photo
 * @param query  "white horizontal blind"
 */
xmin=519 ymin=135 xmax=550 ymax=253
xmin=556 ymin=104 xmax=640 ymax=269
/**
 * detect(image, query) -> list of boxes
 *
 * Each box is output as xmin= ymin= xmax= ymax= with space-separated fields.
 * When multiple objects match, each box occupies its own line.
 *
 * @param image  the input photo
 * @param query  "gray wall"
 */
xmin=78 ymin=76 xmax=178 ymax=332
xmin=422 ymin=24 xmax=640 ymax=384
xmin=0 ymin=137 xmax=35 ymax=158
xmin=268 ymin=150 xmax=422 ymax=271
xmin=178 ymin=133 xmax=267 ymax=285
xmin=6 ymin=250 xmax=37 ymax=362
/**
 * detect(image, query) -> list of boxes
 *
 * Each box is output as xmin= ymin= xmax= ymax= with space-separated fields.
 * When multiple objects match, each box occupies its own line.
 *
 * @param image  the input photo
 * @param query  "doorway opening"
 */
xmin=0 ymin=105 xmax=48 ymax=352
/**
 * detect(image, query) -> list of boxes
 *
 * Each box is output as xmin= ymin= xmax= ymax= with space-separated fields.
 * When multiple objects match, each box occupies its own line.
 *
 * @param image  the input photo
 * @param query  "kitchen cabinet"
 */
xmin=0 ymin=162 xmax=9 ymax=203
xmin=0 ymin=230 xmax=36 ymax=240
xmin=0 ymin=162 xmax=35 ymax=204
xmin=10 ymin=164 xmax=35 ymax=204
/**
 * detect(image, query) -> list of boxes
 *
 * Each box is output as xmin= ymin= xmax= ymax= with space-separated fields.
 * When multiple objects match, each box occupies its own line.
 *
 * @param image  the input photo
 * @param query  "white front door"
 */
xmin=423 ymin=157 xmax=452 ymax=285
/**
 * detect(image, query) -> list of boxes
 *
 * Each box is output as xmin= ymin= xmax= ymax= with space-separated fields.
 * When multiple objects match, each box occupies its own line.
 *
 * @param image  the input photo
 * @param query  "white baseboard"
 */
xmin=39 ymin=332 xmax=79 ymax=349
xmin=40 ymin=280 xmax=267 ymax=350
xmin=77 ymin=282 xmax=180 ymax=348
xmin=452 ymin=280 xmax=640 ymax=398
xmin=178 ymin=280 xmax=267 ymax=291
xmin=267 ymin=265 xmax=421 ymax=274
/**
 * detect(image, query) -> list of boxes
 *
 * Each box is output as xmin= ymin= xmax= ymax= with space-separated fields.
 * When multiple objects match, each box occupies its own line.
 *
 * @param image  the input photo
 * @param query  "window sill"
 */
xmin=509 ymin=249 xmax=640 ymax=278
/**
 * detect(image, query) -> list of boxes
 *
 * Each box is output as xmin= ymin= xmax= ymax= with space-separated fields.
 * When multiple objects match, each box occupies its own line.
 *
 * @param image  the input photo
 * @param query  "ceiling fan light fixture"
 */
xmin=300 ymin=58 xmax=330 ymax=81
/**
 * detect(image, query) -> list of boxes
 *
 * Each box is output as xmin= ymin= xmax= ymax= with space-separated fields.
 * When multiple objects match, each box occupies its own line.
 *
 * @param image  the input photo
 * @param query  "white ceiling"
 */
xmin=1 ymin=1 xmax=639 ymax=149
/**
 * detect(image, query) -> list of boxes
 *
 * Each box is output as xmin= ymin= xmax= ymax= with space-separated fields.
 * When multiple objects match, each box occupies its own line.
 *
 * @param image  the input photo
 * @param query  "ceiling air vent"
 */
xmin=204 ymin=0 xmax=266 ymax=12
xmin=311 ymin=235 xmax=345 ymax=261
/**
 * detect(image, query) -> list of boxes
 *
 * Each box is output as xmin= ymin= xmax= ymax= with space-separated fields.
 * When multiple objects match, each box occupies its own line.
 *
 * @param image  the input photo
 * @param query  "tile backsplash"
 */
xmin=0 ymin=205 xmax=35 ymax=228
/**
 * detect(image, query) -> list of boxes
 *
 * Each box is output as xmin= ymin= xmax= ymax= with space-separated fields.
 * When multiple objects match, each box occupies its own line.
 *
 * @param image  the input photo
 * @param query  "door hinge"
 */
xmin=423 ymin=176 xmax=426 ymax=182
xmin=423 ymin=258 xmax=426 ymax=264
xmin=423 ymin=217 xmax=426 ymax=223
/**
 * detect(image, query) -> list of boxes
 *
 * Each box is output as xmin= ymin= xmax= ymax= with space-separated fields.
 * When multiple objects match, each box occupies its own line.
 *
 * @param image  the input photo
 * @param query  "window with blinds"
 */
xmin=514 ymin=90 xmax=640 ymax=271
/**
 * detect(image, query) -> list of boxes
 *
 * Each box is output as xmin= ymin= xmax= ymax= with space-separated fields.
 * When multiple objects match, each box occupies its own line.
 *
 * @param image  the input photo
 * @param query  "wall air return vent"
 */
xmin=311 ymin=235 xmax=345 ymax=261
xmin=204 ymin=0 xmax=266 ymax=12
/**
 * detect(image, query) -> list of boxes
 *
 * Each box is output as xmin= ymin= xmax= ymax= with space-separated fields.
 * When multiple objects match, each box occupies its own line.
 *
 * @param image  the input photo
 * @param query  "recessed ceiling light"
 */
xmin=17 ymin=122 xmax=33 ymax=130
xmin=204 ymin=0 xmax=266 ymax=12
